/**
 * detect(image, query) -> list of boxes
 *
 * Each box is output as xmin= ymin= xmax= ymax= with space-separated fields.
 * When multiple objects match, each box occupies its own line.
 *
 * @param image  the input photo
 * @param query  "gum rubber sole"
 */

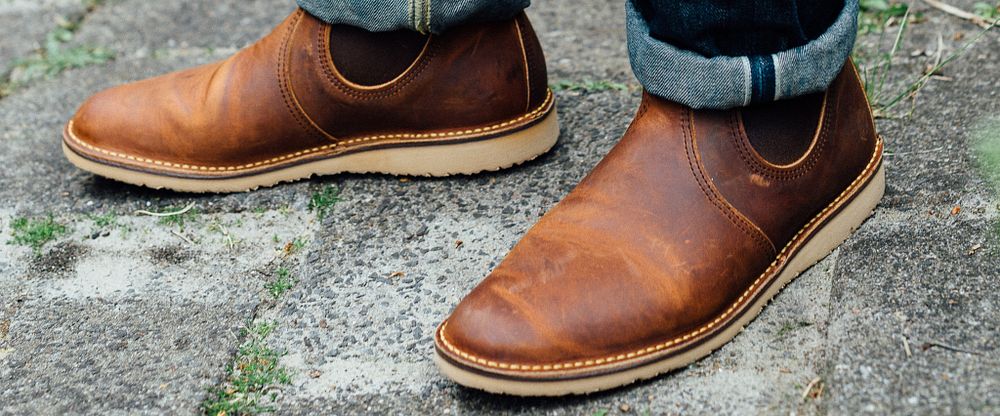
xmin=62 ymin=110 xmax=560 ymax=193
xmin=434 ymin=160 xmax=886 ymax=397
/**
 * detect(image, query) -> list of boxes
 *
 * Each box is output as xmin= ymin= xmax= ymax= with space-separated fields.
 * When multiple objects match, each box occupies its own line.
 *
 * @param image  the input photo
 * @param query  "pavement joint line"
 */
xmin=200 ymin=208 xmax=323 ymax=414
xmin=1 ymin=0 xmax=998 ymax=413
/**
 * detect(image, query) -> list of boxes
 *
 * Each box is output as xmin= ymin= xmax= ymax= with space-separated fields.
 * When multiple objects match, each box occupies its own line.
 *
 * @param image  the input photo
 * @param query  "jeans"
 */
xmin=296 ymin=0 xmax=858 ymax=110
xmin=296 ymin=0 xmax=529 ymax=33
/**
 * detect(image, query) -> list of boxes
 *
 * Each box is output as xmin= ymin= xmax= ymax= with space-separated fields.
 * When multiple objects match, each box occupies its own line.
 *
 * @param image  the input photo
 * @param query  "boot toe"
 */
xmin=437 ymin=285 xmax=565 ymax=372
xmin=64 ymin=82 xmax=165 ymax=166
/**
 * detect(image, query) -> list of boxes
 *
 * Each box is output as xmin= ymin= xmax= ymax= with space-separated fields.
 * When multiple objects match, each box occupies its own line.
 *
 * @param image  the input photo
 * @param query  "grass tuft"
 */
xmin=550 ymin=79 xmax=630 ymax=93
xmin=973 ymin=116 xmax=1000 ymax=195
xmin=264 ymin=268 xmax=295 ymax=299
xmin=8 ymin=215 xmax=68 ymax=252
xmin=774 ymin=320 xmax=814 ymax=340
xmin=973 ymin=2 xmax=1000 ymax=20
xmin=202 ymin=322 xmax=291 ymax=416
xmin=1 ymin=13 xmax=114 ymax=98
xmin=308 ymin=185 xmax=340 ymax=220
xmin=859 ymin=0 xmax=921 ymax=35
xmin=158 ymin=206 xmax=200 ymax=230
xmin=87 ymin=212 xmax=118 ymax=229
xmin=854 ymin=7 xmax=998 ymax=118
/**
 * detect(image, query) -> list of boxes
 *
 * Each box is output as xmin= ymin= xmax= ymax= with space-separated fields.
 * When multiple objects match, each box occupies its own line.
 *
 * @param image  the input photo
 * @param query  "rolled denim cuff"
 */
xmin=626 ymin=0 xmax=859 ymax=109
xmin=297 ymin=0 xmax=529 ymax=34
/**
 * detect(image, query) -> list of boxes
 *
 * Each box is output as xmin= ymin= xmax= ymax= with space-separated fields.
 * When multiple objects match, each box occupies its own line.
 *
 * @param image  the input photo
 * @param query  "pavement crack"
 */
xmin=200 ymin=233 xmax=314 ymax=416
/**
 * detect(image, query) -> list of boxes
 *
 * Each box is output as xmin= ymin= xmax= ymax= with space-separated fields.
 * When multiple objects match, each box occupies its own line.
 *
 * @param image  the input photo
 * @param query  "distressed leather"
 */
xmin=63 ymin=9 xmax=551 ymax=178
xmin=436 ymin=62 xmax=880 ymax=378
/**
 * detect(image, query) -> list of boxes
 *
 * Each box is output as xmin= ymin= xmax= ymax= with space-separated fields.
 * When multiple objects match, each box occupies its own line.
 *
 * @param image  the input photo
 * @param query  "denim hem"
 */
xmin=411 ymin=0 xmax=431 ymax=33
xmin=626 ymin=0 xmax=859 ymax=109
xmin=297 ymin=0 xmax=530 ymax=34
xmin=297 ymin=0 xmax=413 ymax=32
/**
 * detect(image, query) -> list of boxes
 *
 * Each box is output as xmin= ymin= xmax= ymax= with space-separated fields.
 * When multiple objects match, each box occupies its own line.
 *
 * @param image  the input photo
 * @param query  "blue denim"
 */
xmin=627 ymin=0 xmax=858 ymax=109
xmin=296 ymin=0 xmax=528 ymax=34
xmin=634 ymin=0 xmax=845 ymax=58
xmin=298 ymin=0 xmax=859 ymax=109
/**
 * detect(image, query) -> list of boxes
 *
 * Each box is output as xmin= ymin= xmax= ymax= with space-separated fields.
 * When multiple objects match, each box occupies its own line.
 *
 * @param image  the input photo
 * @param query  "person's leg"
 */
xmin=296 ymin=0 xmax=529 ymax=33
xmin=63 ymin=1 xmax=556 ymax=193
xmin=434 ymin=0 xmax=885 ymax=396
xmin=636 ymin=0 xmax=844 ymax=57
xmin=628 ymin=0 xmax=858 ymax=108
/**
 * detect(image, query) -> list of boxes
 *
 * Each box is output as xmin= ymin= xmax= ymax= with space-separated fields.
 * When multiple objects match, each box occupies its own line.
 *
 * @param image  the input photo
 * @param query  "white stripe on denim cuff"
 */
xmin=409 ymin=0 xmax=431 ymax=33
xmin=740 ymin=56 xmax=752 ymax=107
xmin=772 ymin=53 xmax=784 ymax=101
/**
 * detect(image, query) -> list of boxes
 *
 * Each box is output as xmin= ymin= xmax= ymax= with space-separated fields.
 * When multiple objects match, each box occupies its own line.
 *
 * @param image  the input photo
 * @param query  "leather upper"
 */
xmin=436 ymin=62 xmax=881 ymax=378
xmin=64 ymin=10 xmax=551 ymax=178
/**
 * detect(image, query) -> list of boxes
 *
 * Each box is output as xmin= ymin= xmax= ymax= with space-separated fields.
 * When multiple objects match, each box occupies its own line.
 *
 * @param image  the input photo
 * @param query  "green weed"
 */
xmin=264 ymin=268 xmax=295 ymax=299
xmin=854 ymin=9 xmax=997 ymax=118
xmin=550 ymin=79 xmax=629 ymax=93
xmin=202 ymin=322 xmax=291 ymax=416
xmin=973 ymin=2 xmax=1000 ymax=20
xmin=308 ymin=185 xmax=340 ymax=220
xmin=157 ymin=206 xmax=200 ymax=230
xmin=775 ymin=320 xmax=814 ymax=340
xmin=973 ymin=117 xmax=1000 ymax=191
xmin=2 ymin=16 xmax=114 ymax=97
xmin=8 ymin=215 xmax=68 ymax=252
xmin=859 ymin=0 xmax=919 ymax=35
xmin=87 ymin=212 xmax=118 ymax=229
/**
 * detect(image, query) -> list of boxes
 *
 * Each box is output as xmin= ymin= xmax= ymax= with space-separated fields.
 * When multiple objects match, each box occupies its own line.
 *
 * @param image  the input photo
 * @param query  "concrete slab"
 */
xmin=0 ymin=210 xmax=314 ymax=414
xmin=825 ymin=212 xmax=1000 ymax=414
xmin=0 ymin=0 xmax=85 ymax=73
xmin=0 ymin=0 xmax=997 ymax=414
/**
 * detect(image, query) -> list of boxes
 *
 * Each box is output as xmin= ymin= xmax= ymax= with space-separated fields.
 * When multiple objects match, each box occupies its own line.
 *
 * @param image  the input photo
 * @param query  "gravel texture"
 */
xmin=0 ymin=0 xmax=997 ymax=414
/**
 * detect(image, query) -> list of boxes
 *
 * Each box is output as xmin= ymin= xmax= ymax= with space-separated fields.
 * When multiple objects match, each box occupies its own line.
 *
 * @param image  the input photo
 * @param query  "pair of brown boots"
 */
xmin=62 ymin=10 xmax=884 ymax=396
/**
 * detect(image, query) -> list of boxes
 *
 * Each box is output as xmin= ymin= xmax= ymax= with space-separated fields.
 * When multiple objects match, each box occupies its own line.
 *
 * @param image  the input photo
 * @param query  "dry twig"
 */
xmin=921 ymin=340 xmax=983 ymax=355
xmin=922 ymin=0 xmax=995 ymax=28
xmin=171 ymin=229 xmax=195 ymax=245
xmin=135 ymin=202 xmax=196 ymax=217
xmin=801 ymin=377 xmax=823 ymax=401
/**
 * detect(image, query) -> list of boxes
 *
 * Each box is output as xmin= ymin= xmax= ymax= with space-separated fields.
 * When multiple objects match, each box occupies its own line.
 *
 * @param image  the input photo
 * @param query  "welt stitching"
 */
xmin=283 ymin=13 xmax=340 ymax=144
xmin=622 ymin=97 xmax=649 ymax=136
xmin=684 ymin=109 xmax=772 ymax=252
xmin=277 ymin=11 xmax=324 ymax=145
xmin=732 ymin=91 xmax=833 ymax=180
xmin=731 ymin=113 xmax=811 ymax=179
xmin=67 ymin=91 xmax=553 ymax=173
xmin=850 ymin=62 xmax=879 ymax=138
xmin=438 ymin=137 xmax=883 ymax=372
xmin=513 ymin=19 xmax=532 ymax=113
xmin=318 ymin=25 xmax=436 ymax=100
xmin=322 ymin=28 xmax=435 ymax=99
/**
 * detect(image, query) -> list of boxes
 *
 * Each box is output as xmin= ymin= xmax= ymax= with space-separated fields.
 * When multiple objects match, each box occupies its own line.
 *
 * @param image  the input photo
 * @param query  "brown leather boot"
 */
xmin=434 ymin=61 xmax=884 ymax=395
xmin=62 ymin=10 xmax=556 ymax=193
